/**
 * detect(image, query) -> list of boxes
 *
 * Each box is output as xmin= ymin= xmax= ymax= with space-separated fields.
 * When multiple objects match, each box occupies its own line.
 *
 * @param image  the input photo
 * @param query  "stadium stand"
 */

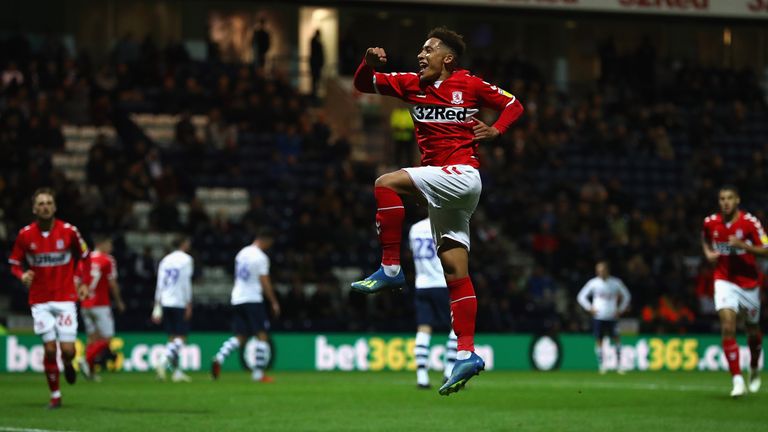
xmin=1 ymin=31 xmax=766 ymax=336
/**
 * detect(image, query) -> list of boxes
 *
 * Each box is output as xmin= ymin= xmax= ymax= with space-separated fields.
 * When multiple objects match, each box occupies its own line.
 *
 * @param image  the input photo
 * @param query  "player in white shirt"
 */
xmin=577 ymin=261 xmax=631 ymax=374
xmin=211 ymin=228 xmax=281 ymax=382
xmin=409 ymin=218 xmax=458 ymax=389
xmin=151 ymin=236 xmax=194 ymax=382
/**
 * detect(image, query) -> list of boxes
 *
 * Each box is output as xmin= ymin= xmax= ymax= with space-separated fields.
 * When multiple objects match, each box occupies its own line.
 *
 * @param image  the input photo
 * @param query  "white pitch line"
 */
xmin=474 ymin=378 xmax=724 ymax=393
xmin=0 ymin=427 xmax=78 ymax=432
xmin=383 ymin=375 xmax=725 ymax=393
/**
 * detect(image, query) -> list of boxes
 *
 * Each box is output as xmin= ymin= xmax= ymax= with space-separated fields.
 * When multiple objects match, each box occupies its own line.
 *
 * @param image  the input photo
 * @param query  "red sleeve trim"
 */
xmin=353 ymin=59 xmax=376 ymax=94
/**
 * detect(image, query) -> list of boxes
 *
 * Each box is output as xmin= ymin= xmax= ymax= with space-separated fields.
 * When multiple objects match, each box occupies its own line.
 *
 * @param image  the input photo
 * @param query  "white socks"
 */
xmin=382 ymin=264 xmax=401 ymax=277
xmin=415 ymin=331 xmax=431 ymax=386
xmin=456 ymin=350 xmax=472 ymax=361
xmin=215 ymin=336 xmax=241 ymax=363
xmin=444 ymin=331 xmax=457 ymax=378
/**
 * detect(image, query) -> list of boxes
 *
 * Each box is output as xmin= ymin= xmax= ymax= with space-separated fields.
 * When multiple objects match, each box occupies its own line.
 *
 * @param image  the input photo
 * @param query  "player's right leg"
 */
xmin=33 ymin=303 xmax=63 ymax=408
xmin=212 ymin=334 xmax=244 ymax=380
xmin=351 ymin=170 xmax=418 ymax=294
xmin=212 ymin=305 xmax=246 ymax=380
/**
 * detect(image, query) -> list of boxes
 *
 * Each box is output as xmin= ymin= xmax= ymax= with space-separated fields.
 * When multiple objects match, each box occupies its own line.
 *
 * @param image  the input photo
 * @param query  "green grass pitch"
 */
xmin=0 ymin=371 xmax=766 ymax=431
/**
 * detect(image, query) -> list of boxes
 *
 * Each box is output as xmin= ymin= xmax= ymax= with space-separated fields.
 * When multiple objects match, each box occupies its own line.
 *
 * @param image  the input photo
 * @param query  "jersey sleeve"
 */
xmin=181 ymin=257 xmax=193 ymax=303
xmin=616 ymin=279 xmax=631 ymax=313
xmin=747 ymin=215 xmax=768 ymax=248
xmin=107 ymin=256 xmax=118 ymax=280
xmin=8 ymin=231 xmax=26 ymax=279
xmin=576 ymin=281 xmax=594 ymax=311
xmin=74 ymin=259 xmax=85 ymax=286
xmin=255 ymin=255 xmax=270 ymax=277
xmin=474 ymin=78 xmax=524 ymax=134
xmin=69 ymin=226 xmax=90 ymax=259
xmin=154 ymin=260 xmax=164 ymax=302
xmin=701 ymin=218 xmax=712 ymax=243
xmin=352 ymin=59 xmax=413 ymax=99
xmin=70 ymin=227 xmax=91 ymax=286
xmin=372 ymin=72 xmax=414 ymax=98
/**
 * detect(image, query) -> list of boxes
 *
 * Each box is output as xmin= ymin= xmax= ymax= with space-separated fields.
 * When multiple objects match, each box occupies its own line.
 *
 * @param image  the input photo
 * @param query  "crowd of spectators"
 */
xmin=1 ymin=31 xmax=767 ymax=335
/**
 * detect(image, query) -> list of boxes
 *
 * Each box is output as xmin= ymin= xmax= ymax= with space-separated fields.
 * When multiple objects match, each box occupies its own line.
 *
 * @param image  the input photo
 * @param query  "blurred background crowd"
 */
xmin=1 ymin=1 xmax=767 ymax=336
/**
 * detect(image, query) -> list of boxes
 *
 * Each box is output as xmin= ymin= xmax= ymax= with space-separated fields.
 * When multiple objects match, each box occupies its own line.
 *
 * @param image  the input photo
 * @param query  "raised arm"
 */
xmin=353 ymin=48 xmax=388 ymax=93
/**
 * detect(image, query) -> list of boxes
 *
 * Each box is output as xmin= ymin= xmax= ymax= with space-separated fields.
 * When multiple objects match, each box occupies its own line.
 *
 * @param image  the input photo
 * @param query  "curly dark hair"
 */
xmin=427 ymin=27 xmax=466 ymax=63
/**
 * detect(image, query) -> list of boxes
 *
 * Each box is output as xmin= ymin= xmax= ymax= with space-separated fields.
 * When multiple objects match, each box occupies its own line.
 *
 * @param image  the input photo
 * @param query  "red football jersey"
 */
xmin=702 ymin=211 xmax=768 ymax=289
xmin=80 ymin=251 xmax=117 ymax=308
xmin=361 ymin=66 xmax=523 ymax=168
xmin=8 ymin=219 xmax=90 ymax=304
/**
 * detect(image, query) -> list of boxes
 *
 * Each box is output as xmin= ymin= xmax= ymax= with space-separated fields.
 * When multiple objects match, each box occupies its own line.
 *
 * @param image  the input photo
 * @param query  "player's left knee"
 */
xmin=60 ymin=346 xmax=76 ymax=360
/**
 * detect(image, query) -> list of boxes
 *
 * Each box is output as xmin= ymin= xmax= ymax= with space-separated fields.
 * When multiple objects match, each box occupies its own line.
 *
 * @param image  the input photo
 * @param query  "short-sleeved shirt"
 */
xmin=80 ymin=251 xmax=117 ymax=308
xmin=371 ymin=69 xmax=518 ymax=168
xmin=8 ymin=219 xmax=90 ymax=305
xmin=155 ymin=251 xmax=194 ymax=308
xmin=408 ymin=218 xmax=446 ymax=289
xmin=231 ymin=245 xmax=270 ymax=305
xmin=702 ymin=211 xmax=768 ymax=289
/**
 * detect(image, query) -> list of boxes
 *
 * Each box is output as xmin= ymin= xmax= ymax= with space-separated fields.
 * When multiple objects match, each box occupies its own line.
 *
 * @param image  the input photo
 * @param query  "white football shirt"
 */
xmin=230 ymin=245 xmax=270 ymax=305
xmin=155 ymin=250 xmax=194 ymax=308
xmin=577 ymin=276 xmax=631 ymax=321
xmin=409 ymin=218 xmax=447 ymax=289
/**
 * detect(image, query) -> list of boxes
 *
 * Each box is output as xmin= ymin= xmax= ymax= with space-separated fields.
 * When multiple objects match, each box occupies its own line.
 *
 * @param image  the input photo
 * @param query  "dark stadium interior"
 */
xmin=1 ymin=1 xmax=767 ymax=337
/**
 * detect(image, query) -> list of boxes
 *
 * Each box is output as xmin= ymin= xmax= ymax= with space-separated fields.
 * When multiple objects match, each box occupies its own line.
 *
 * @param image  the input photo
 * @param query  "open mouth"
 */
xmin=418 ymin=61 xmax=428 ymax=75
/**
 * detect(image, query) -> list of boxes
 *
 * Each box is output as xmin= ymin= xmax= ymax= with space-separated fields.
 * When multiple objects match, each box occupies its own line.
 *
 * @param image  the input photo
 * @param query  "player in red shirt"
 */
xmin=8 ymin=188 xmax=90 ymax=409
xmin=78 ymin=235 xmax=125 ymax=380
xmin=350 ymin=27 xmax=524 ymax=395
xmin=701 ymin=185 xmax=766 ymax=397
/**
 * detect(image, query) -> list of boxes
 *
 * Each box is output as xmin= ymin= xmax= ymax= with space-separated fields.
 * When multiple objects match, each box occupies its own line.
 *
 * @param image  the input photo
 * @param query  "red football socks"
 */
xmin=448 ymin=276 xmax=477 ymax=352
xmin=374 ymin=187 xmax=405 ymax=266
xmin=86 ymin=340 xmax=111 ymax=368
xmin=722 ymin=337 xmax=741 ymax=376
xmin=43 ymin=354 xmax=60 ymax=394
xmin=748 ymin=331 xmax=762 ymax=370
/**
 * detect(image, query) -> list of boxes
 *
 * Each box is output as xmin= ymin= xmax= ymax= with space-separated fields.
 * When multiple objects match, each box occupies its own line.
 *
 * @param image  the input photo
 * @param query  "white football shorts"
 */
xmin=403 ymin=164 xmax=481 ymax=250
xmin=714 ymin=279 xmax=761 ymax=324
xmin=30 ymin=301 xmax=78 ymax=343
xmin=82 ymin=305 xmax=115 ymax=338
